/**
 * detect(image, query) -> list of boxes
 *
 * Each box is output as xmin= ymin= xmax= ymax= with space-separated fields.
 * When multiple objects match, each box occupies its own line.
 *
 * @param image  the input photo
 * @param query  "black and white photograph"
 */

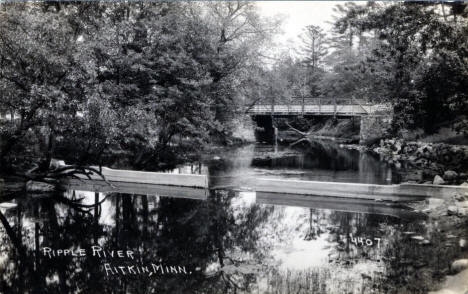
xmin=1 ymin=1 xmax=468 ymax=293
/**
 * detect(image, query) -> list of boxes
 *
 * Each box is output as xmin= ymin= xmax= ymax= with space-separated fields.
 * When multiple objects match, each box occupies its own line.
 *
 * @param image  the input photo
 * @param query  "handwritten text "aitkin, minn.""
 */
xmin=41 ymin=246 xmax=193 ymax=276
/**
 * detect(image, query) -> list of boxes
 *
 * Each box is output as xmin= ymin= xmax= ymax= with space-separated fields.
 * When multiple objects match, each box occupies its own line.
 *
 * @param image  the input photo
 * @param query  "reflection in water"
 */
xmin=256 ymin=192 xmax=427 ymax=220
xmin=0 ymin=189 xmax=274 ymax=293
xmin=0 ymin=143 xmax=463 ymax=293
xmin=253 ymin=141 xmax=397 ymax=184
xmin=174 ymin=142 xmax=398 ymax=186
xmin=1 ymin=188 xmax=466 ymax=294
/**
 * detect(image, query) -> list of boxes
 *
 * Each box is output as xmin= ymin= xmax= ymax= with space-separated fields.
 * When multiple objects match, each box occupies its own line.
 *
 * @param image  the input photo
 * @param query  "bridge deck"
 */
xmin=248 ymin=104 xmax=391 ymax=116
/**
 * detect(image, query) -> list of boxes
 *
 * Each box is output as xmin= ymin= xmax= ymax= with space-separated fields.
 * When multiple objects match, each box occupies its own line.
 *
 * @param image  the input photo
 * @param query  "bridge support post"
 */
xmin=302 ymin=96 xmax=304 ymax=115
xmin=252 ymin=115 xmax=275 ymax=143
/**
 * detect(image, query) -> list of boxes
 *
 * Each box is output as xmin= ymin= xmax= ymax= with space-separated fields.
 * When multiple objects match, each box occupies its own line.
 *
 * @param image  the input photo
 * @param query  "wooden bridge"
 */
xmin=248 ymin=97 xmax=391 ymax=116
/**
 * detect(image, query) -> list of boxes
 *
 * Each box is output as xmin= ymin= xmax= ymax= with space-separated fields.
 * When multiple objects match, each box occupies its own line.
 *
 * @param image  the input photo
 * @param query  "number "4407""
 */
xmin=349 ymin=234 xmax=381 ymax=248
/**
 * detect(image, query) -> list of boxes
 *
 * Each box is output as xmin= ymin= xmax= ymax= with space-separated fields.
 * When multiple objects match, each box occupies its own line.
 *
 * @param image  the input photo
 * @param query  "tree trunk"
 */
xmin=93 ymin=192 xmax=99 ymax=244
xmin=285 ymin=122 xmax=308 ymax=137
xmin=441 ymin=3 xmax=447 ymax=21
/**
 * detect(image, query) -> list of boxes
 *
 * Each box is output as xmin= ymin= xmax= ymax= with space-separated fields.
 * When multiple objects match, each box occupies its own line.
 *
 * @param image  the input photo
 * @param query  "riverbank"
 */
xmin=409 ymin=190 xmax=468 ymax=293
xmin=370 ymin=139 xmax=468 ymax=184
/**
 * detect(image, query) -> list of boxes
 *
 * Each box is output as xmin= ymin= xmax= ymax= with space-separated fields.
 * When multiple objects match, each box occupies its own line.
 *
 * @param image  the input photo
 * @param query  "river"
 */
xmin=0 ymin=141 xmax=466 ymax=294
xmin=174 ymin=141 xmax=398 ymax=185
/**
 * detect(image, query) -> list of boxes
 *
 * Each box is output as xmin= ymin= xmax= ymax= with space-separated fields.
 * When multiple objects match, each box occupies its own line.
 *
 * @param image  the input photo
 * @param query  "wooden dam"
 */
xmin=61 ymin=167 xmax=467 ymax=202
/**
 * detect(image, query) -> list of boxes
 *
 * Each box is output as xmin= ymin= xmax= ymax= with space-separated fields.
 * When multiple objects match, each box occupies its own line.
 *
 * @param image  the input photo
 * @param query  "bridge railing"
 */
xmin=248 ymin=102 xmax=392 ymax=115
xmin=255 ymin=97 xmax=371 ymax=106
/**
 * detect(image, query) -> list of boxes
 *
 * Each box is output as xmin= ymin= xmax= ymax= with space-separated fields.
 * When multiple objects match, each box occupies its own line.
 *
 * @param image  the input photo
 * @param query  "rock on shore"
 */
xmin=373 ymin=139 xmax=468 ymax=184
xmin=433 ymin=175 xmax=445 ymax=185
xmin=451 ymin=259 xmax=468 ymax=274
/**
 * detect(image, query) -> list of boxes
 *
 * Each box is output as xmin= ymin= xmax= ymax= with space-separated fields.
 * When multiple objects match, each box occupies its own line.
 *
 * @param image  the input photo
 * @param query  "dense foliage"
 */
xmin=0 ymin=2 xmax=279 ymax=171
xmin=1 ymin=1 xmax=467 ymax=173
xmin=267 ymin=2 xmax=468 ymax=136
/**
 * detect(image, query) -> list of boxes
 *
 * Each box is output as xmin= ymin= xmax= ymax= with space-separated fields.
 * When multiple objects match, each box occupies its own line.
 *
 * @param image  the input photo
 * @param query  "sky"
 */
xmin=256 ymin=1 xmax=348 ymax=56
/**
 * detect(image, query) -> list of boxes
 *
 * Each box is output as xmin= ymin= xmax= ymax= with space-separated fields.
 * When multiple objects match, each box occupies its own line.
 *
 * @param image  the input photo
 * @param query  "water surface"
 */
xmin=171 ymin=142 xmax=398 ymax=187
xmin=0 ymin=142 xmax=463 ymax=294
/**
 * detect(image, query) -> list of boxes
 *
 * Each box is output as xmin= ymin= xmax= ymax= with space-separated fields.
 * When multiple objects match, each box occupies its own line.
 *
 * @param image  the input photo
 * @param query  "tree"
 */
xmin=299 ymin=25 xmax=328 ymax=70
xmin=326 ymin=2 xmax=468 ymax=133
xmin=0 ymin=1 xmax=280 ymax=172
xmin=0 ymin=3 xmax=88 ymax=169
xmin=199 ymin=1 xmax=281 ymax=138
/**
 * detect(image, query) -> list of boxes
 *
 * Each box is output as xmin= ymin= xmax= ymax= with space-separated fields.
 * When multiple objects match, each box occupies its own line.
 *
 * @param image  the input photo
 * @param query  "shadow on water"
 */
xmin=0 ymin=184 xmax=465 ymax=293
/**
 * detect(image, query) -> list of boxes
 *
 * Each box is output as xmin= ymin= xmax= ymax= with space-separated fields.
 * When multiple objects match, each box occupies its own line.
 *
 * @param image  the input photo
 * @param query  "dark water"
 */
xmin=172 ymin=141 xmax=399 ymax=186
xmin=0 ymin=142 xmax=465 ymax=294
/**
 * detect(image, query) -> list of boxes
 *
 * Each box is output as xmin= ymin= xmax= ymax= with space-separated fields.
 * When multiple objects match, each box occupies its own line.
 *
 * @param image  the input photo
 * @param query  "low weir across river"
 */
xmin=62 ymin=167 xmax=467 ymax=201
